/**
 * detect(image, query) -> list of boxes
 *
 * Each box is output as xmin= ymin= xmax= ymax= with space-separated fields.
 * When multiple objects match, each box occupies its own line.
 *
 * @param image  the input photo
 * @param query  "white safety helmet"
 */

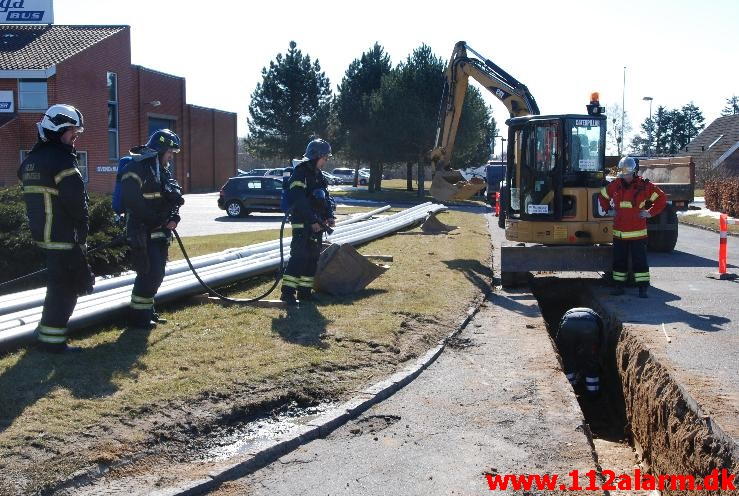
xmin=37 ymin=104 xmax=84 ymax=141
xmin=617 ymin=156 xmax=638 ymax=177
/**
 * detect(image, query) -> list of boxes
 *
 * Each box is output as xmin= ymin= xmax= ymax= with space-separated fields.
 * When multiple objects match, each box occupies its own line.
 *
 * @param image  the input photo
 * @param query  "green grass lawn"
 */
xmin=679 ymin=212 xmax=739 ymax=234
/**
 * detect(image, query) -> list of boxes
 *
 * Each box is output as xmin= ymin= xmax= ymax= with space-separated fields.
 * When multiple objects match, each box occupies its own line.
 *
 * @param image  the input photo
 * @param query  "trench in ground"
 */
xmin=532 ymin=277 xmax=738 ymax=495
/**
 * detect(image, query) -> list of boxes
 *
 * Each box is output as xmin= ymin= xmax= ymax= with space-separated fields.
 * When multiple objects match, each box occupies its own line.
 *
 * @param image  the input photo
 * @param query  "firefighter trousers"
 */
xmin=129 ymin=237 xmax=168 ymax=326
xmin=557 ymin=320 xmax=601 ymax=393
xmin=282 ymin=226 xmax=322 ymax=298
xmin=37 ymin=250 xmax=79 ymax=345
xmin=612 ymin=237 xmax=649 ymax=287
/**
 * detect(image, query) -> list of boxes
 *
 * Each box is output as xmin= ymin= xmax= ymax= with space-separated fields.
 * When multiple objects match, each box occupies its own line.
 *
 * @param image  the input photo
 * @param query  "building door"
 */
xmin=148 ymin=117 xmax=177 ymax=178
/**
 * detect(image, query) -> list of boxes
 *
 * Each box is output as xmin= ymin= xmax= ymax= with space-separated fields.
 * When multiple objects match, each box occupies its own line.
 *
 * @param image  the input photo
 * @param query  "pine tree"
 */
xmin=372 ymin=44 xmax=446 ymax=195
xmin=246 ymin=41 xmax=332 ymax=160
xmin=721 ymin=95 xmax=739 ymax=116
xmin=335 ymin=43 xmax=392 ymax=190
xmin=678 ymin=102 xmax=705 ymax=150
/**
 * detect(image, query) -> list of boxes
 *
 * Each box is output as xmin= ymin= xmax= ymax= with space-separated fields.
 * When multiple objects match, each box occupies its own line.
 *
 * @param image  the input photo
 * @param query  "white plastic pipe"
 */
xmin=0 ymin=204 xmax=445 ymax=349
xmin=0 ymin=205 xmax=393 ymax=315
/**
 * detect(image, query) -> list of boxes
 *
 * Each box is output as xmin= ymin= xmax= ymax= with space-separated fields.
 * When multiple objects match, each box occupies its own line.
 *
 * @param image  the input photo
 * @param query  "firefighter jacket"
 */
xmin=285 ymin=160 xmax=335 ymax=227
xmin=18 ymin=140 xmax=89 ymax=250
xmin=598 ymin=176 xmax=667 ymax=240
xmin=120 ymin=147 xmax=182 ymax=240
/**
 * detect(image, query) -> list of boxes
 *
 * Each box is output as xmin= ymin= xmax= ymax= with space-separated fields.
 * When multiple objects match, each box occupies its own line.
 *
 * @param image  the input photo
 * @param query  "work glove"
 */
xmin=639 ymin=210 xmax=652 ymax=219
xmin=72 ymin=243 xmax=95 ymax=295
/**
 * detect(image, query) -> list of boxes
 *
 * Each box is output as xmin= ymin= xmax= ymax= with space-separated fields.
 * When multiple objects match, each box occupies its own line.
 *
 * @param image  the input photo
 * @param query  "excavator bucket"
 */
xmin=429 ymin=170 xmax=486 ymax=202
xmin=314 ymin=244 xmax=389 ymax=296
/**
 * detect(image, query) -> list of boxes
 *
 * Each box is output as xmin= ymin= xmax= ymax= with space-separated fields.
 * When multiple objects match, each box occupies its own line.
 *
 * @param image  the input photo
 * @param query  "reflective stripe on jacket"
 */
xmin=120 ymin=147 xmax=180 ymax=238
xmin=17 ymin=140 xmax=89 ymax=249
xmin=598 ymin=176 xmax=666 ymax=240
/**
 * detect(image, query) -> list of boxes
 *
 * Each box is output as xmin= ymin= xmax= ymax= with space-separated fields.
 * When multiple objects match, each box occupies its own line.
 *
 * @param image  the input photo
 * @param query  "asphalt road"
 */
xmin=214 ymin=291 xmax=599 ymax=496
xmin=174 ymin=192 xmax=286 ymax=237
xmin=593 ymin=223 xmax=739 ymax=440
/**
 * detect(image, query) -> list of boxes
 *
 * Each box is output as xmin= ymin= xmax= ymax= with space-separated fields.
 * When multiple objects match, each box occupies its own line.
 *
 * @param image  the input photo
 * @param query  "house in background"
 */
xmin=684 ymin=114 xmax=739 ymax=174
xmin=0 ymin=24 xmax=237 ymax=193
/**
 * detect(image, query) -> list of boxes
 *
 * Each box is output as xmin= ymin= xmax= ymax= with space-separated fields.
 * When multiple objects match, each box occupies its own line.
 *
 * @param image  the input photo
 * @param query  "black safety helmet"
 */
xmin=146 ymin=129 xmax=181 ymax=154
xmin=304 ymin=139 xmax=332 ymax=161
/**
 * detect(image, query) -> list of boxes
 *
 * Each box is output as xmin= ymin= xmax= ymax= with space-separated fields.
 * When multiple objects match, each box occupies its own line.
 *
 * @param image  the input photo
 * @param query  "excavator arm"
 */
xmin=430 ymin=41 xmax=540 ymax=171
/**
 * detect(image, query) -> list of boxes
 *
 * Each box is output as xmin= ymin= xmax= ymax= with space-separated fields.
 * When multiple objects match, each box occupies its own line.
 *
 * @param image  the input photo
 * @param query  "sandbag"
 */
xmin=421 ymin=212 xmax=457 ymax=233
xmin=314 ymin=244 xmax=388 ymax=296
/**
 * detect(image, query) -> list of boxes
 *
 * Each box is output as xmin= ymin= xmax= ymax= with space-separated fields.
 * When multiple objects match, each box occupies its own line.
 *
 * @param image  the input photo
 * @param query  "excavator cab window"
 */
xmin=508 ymin=129 xmax=523 ymax=217
xmin=518 ymin=120 xmax=561 ymax=219
xmin=564 ymin=117 xmax=606 ymax=187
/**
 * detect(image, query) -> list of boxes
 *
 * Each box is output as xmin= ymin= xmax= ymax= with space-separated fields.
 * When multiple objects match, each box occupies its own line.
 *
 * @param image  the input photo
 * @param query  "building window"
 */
xmin=107 ymin=72 xmax=119 ymax=161
xmin=77 ymin=151 xmax=89 ymax=183
xmin=18 ymin=79 xmax=48 ymax=110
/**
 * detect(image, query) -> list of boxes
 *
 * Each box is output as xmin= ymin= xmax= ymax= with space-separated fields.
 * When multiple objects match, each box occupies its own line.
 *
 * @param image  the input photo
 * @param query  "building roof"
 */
xmin=0 ymin=24 xmax=127 ymax=70
xmin=684 ymin=114 xmax=739 ymax=166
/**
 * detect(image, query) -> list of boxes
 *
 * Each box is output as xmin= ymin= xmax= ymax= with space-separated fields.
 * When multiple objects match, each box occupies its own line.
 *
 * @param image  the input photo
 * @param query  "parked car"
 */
xmin=331 ymin=168 xmax=354 ymax=185
xmin=322 ymin=171 xmax=342 ymax=185
xmin=332 ymin=168 xmax=369 ymax=185
xmin=218 ymin=176 xmax=284 ymax=217
xmin=358 ymin=170 xmax=369 ymax=185
xmin=238 ymin=168 xmax=270 ymax=176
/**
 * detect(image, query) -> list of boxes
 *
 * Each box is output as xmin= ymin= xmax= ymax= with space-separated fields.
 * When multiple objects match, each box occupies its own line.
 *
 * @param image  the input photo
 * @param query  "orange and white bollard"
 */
xmin=709 ymin=213 xmax=737 ymax=280
xmin=494 ymin=192 xmax=501 ymax=217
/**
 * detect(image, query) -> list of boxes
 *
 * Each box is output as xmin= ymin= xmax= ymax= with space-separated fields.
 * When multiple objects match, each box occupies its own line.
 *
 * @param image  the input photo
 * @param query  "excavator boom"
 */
xmin=431 ymin=41 xmax=539 ymax=171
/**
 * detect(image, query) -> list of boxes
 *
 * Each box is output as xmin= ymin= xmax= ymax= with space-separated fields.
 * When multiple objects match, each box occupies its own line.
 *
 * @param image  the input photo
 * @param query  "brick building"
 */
xmin=0 ymin=24 xmax=237 ymax=193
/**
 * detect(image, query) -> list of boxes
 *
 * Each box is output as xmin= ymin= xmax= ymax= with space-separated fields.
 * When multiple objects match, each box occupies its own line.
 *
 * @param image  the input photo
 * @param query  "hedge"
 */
xmin=704 ymin=178 xmax=739 ymax=217
xmin=0 ymin=187 xmax=129 ymax=294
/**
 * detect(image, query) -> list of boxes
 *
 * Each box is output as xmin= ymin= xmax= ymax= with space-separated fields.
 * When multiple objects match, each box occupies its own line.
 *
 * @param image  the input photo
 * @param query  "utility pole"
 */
xmin=620 ymin=65 xmax=626 ymax=156
xmin=500 ymin=137 xmax=507 ymax=163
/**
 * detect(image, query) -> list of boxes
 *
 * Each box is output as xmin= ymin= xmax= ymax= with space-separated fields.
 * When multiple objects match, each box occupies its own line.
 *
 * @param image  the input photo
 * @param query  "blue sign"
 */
xmin=1 ymin=0 xmax=54 ymax=24
xmin=0 ymin=91 xmax=14 ymax=113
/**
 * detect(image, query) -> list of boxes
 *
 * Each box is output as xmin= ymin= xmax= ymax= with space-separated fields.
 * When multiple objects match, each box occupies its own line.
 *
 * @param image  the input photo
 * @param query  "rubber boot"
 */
xmin=280 ymin=287 xmax=298 ymax=306
xmin=297 ymin=288 xmax=313 ymax=302
xmin=152 ymin=311 xmax=168 ymax=324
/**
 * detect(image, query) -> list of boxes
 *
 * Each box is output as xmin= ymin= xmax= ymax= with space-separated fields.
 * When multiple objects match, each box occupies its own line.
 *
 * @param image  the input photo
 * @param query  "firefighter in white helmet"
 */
xmin=17 ymin=104 xmax=94 ymax=353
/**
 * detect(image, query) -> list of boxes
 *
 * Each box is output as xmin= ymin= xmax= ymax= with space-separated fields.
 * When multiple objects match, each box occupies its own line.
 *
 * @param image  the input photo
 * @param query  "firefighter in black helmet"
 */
xmin=557 ymin=308 xmax=604 ymax=397
xmin=280 ymin=139 xmax=336 ymax=305
xmin=18 ymin=104 xmax=94 ymax=353
xmin=120 ymin=129 xmax=184 ymax=328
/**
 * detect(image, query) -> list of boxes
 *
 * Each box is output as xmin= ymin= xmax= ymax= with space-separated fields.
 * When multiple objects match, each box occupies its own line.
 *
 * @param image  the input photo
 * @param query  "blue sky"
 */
xmin=55 ymin=0 xmax=738 ymax=150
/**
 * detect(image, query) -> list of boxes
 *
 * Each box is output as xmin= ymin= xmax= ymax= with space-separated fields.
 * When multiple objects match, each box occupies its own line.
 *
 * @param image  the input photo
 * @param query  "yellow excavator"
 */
xmin=430 ymin=41 xmax=613 ymax=285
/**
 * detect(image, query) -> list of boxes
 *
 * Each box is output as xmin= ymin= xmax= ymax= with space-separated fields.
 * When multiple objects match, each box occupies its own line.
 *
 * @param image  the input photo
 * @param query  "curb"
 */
xmin=160 ymin=297 xmax=485 ymax=496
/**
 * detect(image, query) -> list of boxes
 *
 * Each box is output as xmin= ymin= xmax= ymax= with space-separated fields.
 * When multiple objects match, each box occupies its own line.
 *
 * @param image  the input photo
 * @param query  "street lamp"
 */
xmin=643 ymin=96 xmax=654 ymax=156
xmin=500 ymin=137 xmax=507 ymax=163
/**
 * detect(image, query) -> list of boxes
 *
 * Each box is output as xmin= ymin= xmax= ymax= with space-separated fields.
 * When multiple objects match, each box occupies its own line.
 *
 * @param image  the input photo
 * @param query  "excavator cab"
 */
xmin=430 ymin=42 xmax=615 ymax=285
xmin=503 ymin=113 xmax=611 ymax=245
